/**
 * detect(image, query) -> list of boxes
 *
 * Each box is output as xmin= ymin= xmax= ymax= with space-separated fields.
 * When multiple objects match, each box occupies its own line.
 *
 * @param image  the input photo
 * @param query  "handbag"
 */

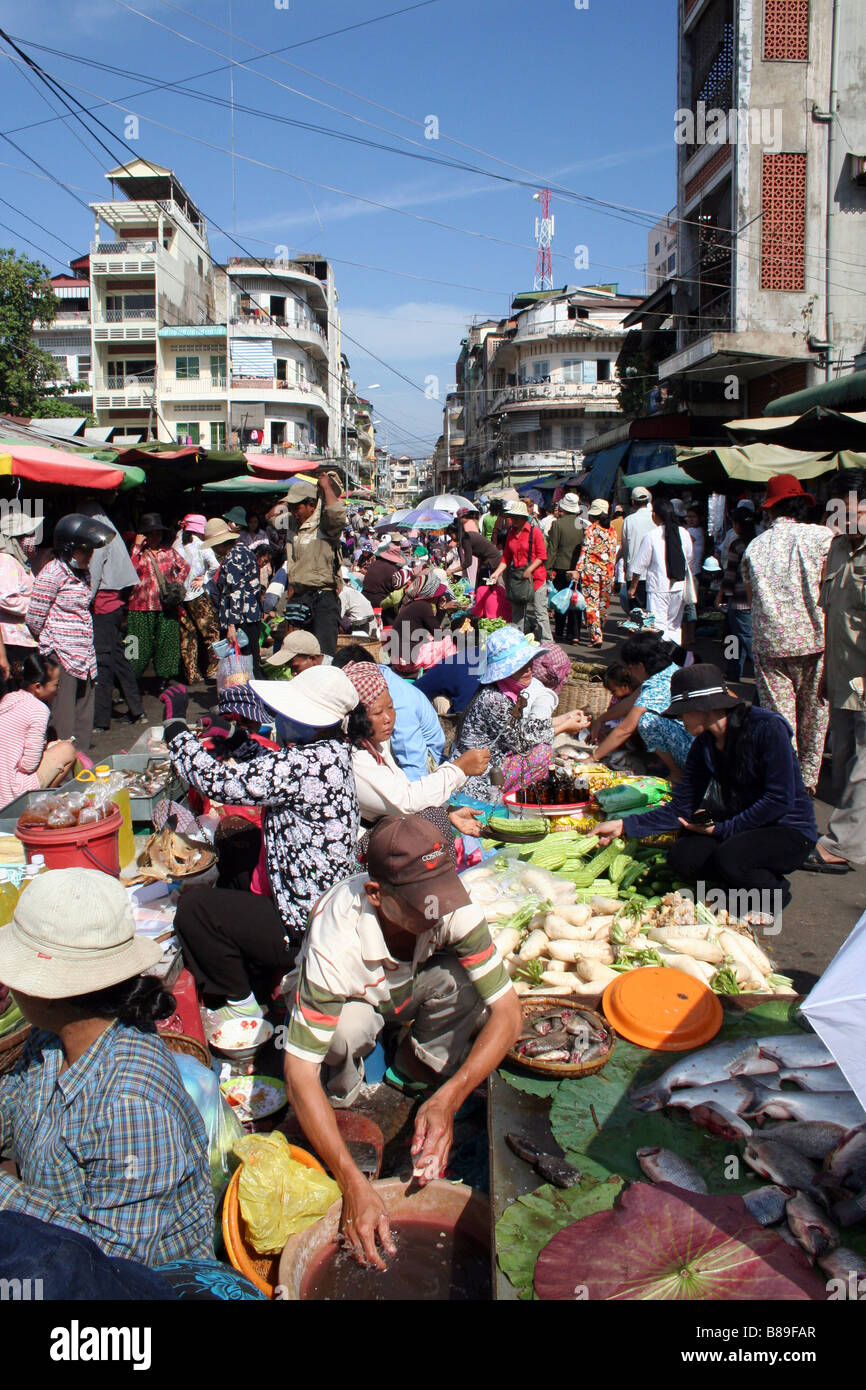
xmin=504 ymin=525 xmax=539 ymax=606
xmin=150 ymin=551 xmax=185 ymax=611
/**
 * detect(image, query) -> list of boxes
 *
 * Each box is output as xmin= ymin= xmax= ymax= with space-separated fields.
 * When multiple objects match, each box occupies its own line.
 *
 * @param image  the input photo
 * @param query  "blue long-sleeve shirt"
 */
xmin=380 ymin=665 xmax=445 ymax=780
xmin=622 ymin=706 xmax=818 ymax=844
xmin=415 ymin=651 xmax=482 ymax=714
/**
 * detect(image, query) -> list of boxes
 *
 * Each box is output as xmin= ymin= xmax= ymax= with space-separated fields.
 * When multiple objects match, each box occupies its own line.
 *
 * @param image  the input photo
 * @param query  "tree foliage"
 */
xmin=0 ymin=249 xmax=86 ymax=416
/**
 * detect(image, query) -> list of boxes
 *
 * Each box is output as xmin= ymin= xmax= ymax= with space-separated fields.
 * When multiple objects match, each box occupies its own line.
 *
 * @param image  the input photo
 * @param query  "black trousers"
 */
xmin=291 ymin=586 xmax=340 ymax=657
xmin=552 ymin=568 xmax=583 ymax=642
xmin=92 ymin=607 xmax=143 ymax=728
xmin=668 ymin=827 xmax=813 ymax=907
xmin=173 ymin=885 xmax=296 ymax=1003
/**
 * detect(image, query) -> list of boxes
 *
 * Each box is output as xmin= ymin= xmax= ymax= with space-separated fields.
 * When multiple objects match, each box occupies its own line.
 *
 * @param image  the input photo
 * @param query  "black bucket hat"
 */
xmin=139 ymin=512 xmax=168 ymax=533
xmin=661 ymin=663 xmax=741 ymax=721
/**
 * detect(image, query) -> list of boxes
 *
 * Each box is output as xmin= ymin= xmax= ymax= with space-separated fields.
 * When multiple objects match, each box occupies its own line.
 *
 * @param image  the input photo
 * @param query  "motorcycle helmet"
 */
xmin=54 ymin=513 xmax=114 ymax=564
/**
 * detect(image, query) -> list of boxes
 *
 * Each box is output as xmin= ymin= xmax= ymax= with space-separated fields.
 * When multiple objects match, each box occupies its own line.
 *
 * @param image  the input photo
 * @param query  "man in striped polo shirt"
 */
xmin=283 ymin=814 xmax=521 ymax=1271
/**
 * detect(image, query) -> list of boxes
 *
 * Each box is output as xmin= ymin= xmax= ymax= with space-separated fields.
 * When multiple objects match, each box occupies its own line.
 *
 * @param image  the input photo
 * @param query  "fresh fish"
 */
xmin=824 ymin=1127 xmax=866 ymax=1187
xmin=521 ymin=1032 xmax=569 ymax=1057
xmin=760 ymin=1121 xmax=849 ymax=1161
xmin=533 ymin=1017 xmax=555 ymax=1036
xmin=753 ymin=1033 xmax=835 ymax=1070
xmin=818 ymin=1246 xmax=866 ymax=1284
xmin=631 ymin=1040 xmax=776 ymax=1110
xmin=831 ymin=1189 xmax=866 ymax=1229
xmin=746 ymin=1085 xmax=866 ymax=1130
xmin=743 ymin=1184 xmax=793 ymax=1227
xmin=505 ymin=1132 xmax=581 ymax=1189
xmin=786 ymin=1192 xmax=840 ymax=1258
xmin=779 ymin=1065 xmax=850 ymax=1092
xmin=637 ymin=1146 xmax=708 ymax=1194
xmin=665 ymin=1079 xmax=759 ymax=1117
xmin=535 ymin=1049 xmax=570 ymax=1062
xmin=688 ymin=1103 xmax=753 ymax=1141
xmin=744 ymin=1139 xmax=822 ymax=1199
xmin=563 ymin=1017 xmax=606 ymax=1041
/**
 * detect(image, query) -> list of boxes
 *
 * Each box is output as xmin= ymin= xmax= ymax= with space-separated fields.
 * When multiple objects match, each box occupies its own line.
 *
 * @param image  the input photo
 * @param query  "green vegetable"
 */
xmin=711 ymin=967 xmax=742 ymax=996
xmin=487 ymin=815 xmax=548 ymax=844
xmin=0 ymin=1001 xmax=25 ymax=1037
xmin=766 ymin=972 xmax=794 ymax=991
xmin=612 ymin=944 xmax=665 ymax=971
xmin=499 ymin=899 xmax=548 ymax=938
xmin=515 ymin=959 xmax=546 ymax=986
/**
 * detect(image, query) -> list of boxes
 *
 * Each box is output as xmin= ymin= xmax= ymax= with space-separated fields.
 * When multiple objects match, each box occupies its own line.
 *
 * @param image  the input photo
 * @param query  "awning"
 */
xmin=726 ymin=407 xmax=866 ymax=453
xmin=111 ymin=444 xmax=242 ymax=485
xmin=245 ymin=453 xmax=324 ymax=478
xmin=199 ymin=476 xmax=300 ymax=495
xmin=0 ymin=444 xmax=124 ymax=491
xmin=624 ymin=463 xmax=694 ymax=488
xmin=623 ymin=442 xmax=678 ymax=477
xmin=580 ymin=441 xmax=631 ymax=498
xmin=676 ymin=442 xmax=866 ymax=487
xmin=765 ymin=368 xmax=866 ymax=417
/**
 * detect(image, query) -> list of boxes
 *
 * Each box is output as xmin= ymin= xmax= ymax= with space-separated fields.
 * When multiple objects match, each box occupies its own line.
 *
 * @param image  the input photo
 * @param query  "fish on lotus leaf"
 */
xmin=750 ymin=1033 xmax=835 ymax=1070
xmin=743 ymin=1184 xmax=793 ymax=1227
xmin=746 ymin=1085 xmax=866 ymax=1130
xmin=786 ymin=1192 xmax=840 ymax=1259
xmin=630 ymin=1040 xmax=776 ymax=1111
xmin=637 ymin=1147 xmax=708 ymax=1194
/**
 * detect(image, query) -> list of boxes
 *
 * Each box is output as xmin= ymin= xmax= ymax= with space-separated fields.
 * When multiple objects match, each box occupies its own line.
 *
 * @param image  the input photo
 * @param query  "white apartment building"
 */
xmin=455 ymin=287 xmax=642 ymax=488
xmin=32 ymin=256 xmax=94 ymax=413
xmin=647 ymin=210 xmax=678 ymax=291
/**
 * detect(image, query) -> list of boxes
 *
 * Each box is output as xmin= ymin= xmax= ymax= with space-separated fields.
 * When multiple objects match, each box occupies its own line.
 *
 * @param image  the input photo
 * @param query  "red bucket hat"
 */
xmin=761 ymin=474 xmax=815 ymax=510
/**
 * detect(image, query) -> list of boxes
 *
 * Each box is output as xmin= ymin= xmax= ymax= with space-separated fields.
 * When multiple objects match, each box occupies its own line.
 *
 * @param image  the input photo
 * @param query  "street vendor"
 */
xmin=0 ymin=869 xmax=213 ymax=1268
xmin=595 ymin=663 xmax=817 ymax=908
xmin=282 ymin=814 xmax=522 ymax=1269
xmin=591 ymin=632 xmax=693 ymax=781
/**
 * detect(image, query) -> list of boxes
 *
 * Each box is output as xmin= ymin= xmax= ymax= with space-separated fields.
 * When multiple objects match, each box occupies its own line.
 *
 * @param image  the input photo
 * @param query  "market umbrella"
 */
xmin=374 ymin=509 xmax=412 ymax=532
xmin=393 ymin=506 xmax=454 ymax=530
xmin=199 ymin=475 xmax=301 ymax=495
xmin=0 ymin=444 xmax=124 ymax=491
xmin=726 ymin=407 xmax=866 ymax=454
xmin=415 ymin=493 xmax=474 ymax=513
xmin=112 ymin=445 xmax=243 ymax=486
xmin=244 ymin=453 xmax=324 ymax=478
xmin=800 ymin=909 xmax=866 ymax=1111
xmin=676 ymin=442 xmax=866 ymax=487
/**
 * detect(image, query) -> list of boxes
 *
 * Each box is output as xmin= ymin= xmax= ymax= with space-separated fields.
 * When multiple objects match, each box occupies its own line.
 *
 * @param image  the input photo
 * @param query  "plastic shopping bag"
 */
xmin=233 ymin=1130 xmax=340 ymax=1255
xmin=216 ymin=641 xmax=254 ymax=693
xmin=549 ymin=583 xmax=575 ymax=615
xmin=172 ymin=1052 xmax=245 ymax=1203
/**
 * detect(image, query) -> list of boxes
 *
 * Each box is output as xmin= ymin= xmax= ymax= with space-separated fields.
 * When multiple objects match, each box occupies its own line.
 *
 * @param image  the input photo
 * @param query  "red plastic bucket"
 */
xmin=15 ymin=806 xmax=123 ymax=877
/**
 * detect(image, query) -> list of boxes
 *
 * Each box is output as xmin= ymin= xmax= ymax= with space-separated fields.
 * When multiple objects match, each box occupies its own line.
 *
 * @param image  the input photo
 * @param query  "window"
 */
xmin=270 ymin=296 xmax=286 ymax=320
xmin=176 ymin=356 xmax=200 ymax=380
xmin=175 ymin=423 xmax=200 ymax=445
xmin=519 ymin=360 xmax=550 ymax=384
xmin=210 ymin=421 xmax=226 ymax=450
xmin=654 ymin=242 xmax=661 ymax=255
xmin=210 ymin=354 xmax=227 ymax=384
xmin=567 ymin=306 xmax=589 ymax=320
xmin=538 ymin=427 xmax=552 ymax=451
xmin=668 ymin=252 xmax=677 ymax=271
xmin=597 ymin=360 xmax=611 ymax=382
xmin=275 ymin=358 xmax=288 ymax=383
xmin=271 ymin=423 xmax=286 ymax=447
xmin=561 ymin=359 xmax=583 ymax=384
xmin=561 ymin=424 xmax=583 ymax=450
xmin=76 ymin=356 xmax=91 ymax=381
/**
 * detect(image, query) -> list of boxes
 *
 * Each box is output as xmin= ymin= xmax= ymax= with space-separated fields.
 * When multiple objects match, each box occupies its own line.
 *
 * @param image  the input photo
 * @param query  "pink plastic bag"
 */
xmin=470 ymin=584 xmax=513 ymax=622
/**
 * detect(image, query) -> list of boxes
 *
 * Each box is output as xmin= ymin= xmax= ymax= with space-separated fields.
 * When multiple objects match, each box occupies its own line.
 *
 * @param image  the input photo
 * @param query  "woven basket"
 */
xmin=0 ymin=1023 xmax=31 ymax=1076
xmin=161 ymin=1032 xmax=211 ymax=1069
xmin=559 ymin=677 xmax=609 ymax=717
xmin=506 ymin=999 xmax=615 ymax=1079
xmin=336 ymin=633 xmax=383 ymax=663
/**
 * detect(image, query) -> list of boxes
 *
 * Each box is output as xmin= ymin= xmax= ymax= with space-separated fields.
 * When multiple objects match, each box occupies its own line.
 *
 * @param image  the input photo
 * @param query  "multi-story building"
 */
xmin=452 ymin=286 xmax=642 ymax=490
xmin=33 ymin=255 xmax=93 ymax=413
xmin=659 ymin=0 xmax=866 ymax=415
xmin=647 ymin=210 xmax=679 ymax=291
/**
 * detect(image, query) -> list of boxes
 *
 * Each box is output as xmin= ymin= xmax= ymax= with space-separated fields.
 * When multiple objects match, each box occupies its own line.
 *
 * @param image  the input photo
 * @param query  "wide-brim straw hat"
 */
xmin=251 ymin=666 xmax=358 ymax=725
xmin=0 ymin=868 xmax=161 ymax=999
xmin=203 ymin=517 xmax=240 ymax=548
xmin=478 ymin=624 xmax=537 ymax=685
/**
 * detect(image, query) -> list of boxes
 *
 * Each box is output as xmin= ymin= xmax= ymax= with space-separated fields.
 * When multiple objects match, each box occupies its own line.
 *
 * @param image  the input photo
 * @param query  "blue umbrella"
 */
xmin=394 ymin=506 xmax=454 ymax=530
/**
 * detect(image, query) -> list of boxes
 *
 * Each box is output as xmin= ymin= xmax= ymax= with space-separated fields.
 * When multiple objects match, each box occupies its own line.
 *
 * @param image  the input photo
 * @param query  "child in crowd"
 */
xmin=0 ymin=651 xmax=77 ymax=808
xmin=602 ymin=663 xmax=635 ymax=734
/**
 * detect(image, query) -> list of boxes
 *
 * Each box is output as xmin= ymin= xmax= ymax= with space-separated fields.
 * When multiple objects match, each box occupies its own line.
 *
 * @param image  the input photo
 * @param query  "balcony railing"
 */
xmin=230 ymin=312 xmax=326 ymax=337
xmin=490 ymin=379 xmax=619 ymax=412
xmin=98 ymin=308 xmax=157 ymax=323
xmin=678 ymin=290 xmax=732 ymax=346
xmin=49 ymin=309 xmax=90 ymax=322
xmin=103 ymin=374 xmax=156 ymax=391
xmin=231 ymin=375 xmax=327 ymax=395
xmin=162 ymin=375 xmax=228 ymax=395
xmin=91 ymin=240 xmax=158 ymax=255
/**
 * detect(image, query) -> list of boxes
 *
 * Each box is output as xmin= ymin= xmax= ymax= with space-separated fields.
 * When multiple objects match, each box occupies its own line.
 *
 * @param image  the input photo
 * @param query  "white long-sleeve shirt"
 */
xmin=351 ymin=740 xmax=466 ymax=826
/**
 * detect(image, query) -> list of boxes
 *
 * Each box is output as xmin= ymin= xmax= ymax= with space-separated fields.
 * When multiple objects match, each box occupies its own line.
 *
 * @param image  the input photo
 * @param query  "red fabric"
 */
xmin=470 ymin=585 xmax=513 ymax=621
xmin=92 ymin=588 xmax=124 ymax=615
xmin=343 ymin=661 xmax=387 ymax=708
xmin=156 ymin=967 xmax=207 ymax=1044
xmin=502 ymin=524 xmax=547 ymax=588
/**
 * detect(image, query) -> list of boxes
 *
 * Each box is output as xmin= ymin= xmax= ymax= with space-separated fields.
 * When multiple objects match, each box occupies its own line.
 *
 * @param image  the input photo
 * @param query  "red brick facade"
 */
xmin=764 ymin=0 xmax=809 ymax=61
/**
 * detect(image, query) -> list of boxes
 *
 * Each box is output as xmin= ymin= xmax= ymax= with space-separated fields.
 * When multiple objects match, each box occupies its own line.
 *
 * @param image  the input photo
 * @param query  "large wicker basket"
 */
xmin=336 ymin=633 xmax=383 ymax=663
xmin=559 ymin=675 xmax=609 ymax=717
xmin=0 ymin=1023 xmax=31 ymax=1076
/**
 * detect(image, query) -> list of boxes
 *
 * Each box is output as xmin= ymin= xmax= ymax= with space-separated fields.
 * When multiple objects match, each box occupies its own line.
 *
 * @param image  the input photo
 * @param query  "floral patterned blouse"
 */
xmin=741 ymin=519 xmax=833 ymax=659
xmin=217 ymin=542 xmax=262 ymax=630
xmin=129 ymin=543 xmax=190 ymax=614
xmin=452 ymin=687 xmax=555 ymax=804
xmin=577 ymin=523 xmax=617 ymax=591
xmin=168 ymin=729 xmax=360 ymax=937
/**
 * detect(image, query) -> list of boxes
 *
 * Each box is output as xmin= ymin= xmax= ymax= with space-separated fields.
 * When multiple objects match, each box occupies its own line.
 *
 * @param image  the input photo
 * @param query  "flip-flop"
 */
xmin=800 ymin=849 xmax=852 ymax=875
xmin=384 ymin=1064 xmax=431 ymax=1096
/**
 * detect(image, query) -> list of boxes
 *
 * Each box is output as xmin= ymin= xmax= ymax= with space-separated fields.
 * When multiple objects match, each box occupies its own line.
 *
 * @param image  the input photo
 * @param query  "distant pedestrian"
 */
xmin=619 ymin=486 xmax=655 ymax=612
xmin=488 ymin=501 xmax=551 ymax=641
xmin=571 ymin=499 xmax=617 ymax=647
xmin=78 ymin=499 xmax=144 ymax=735
xmin=173 ymin=514 xmax=220 ymax=684
xmin=629 ymin=499 xmax=693 ymax=644
xmin=717 ymin=506 xmax=755 ymax=680
xmin=128 ymin=513 xmax=189 ymax=690
xmin=546 ymin=493 xmax=585 ymax=643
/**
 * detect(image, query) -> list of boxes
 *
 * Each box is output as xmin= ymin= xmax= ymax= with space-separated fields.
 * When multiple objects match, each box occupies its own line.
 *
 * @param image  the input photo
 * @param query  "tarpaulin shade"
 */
xmin=580 ymin=441 xmax=631 ymax=498
xmin=625 ymin=463 xmax=694 ymax=488
xmin=245 ymin=453 xmax=324 ymax=478
xmin=0 ymin=444 xmax=124 ymax=491
xmin=677 ymin=442 xmax=866 ymax=486
xmin=765 ymin=368 xmax=866 ymax=417
xmin=230 ymin=339 xmax=274 ymax=377
xmin=199 ymin=476 xmax=295 ymax=494
xmin=726 ymin=407 xmax=866 ymax=454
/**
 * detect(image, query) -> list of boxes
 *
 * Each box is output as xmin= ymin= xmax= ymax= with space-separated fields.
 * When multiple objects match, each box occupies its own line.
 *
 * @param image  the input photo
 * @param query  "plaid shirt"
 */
xmin=25 ymin=558 xmax=96 ymax=680
xmin=0 ymin=1023 xmax=214 ymax=1267
xmin=129 ymin=542 xmax=190 ymax=613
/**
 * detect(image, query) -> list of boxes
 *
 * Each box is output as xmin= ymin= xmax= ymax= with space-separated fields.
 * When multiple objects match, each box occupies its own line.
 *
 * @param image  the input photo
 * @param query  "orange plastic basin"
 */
xmin=602 ymin=966 xmax=723 ymax=1052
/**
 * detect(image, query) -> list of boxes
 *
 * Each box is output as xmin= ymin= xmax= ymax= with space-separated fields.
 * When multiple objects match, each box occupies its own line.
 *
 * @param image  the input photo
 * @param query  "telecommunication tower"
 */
xmin=533 ymin=189 xmax=554 ymax=291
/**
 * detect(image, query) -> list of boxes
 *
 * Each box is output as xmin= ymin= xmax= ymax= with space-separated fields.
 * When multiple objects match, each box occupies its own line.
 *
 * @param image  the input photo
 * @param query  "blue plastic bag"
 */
xmin=550 ymin=583 xmax=575 ymax=615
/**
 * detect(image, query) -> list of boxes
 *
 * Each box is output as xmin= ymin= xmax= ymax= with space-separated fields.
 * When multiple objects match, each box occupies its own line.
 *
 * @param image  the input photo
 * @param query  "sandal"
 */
xmin=384 ymin=1064 xmax=432 ymax=1096
xmin=800 ymin=848 xmax=852 ymax=875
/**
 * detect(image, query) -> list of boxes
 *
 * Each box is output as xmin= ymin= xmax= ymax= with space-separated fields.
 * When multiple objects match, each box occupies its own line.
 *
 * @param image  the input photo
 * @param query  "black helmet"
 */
xmin=54 ymin=513 xmax=114 ymax=561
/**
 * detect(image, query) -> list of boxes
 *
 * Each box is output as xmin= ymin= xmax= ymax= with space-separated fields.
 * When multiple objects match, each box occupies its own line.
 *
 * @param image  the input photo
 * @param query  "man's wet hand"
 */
xmin=340 ymin=1175 xmax=395 ymax=1271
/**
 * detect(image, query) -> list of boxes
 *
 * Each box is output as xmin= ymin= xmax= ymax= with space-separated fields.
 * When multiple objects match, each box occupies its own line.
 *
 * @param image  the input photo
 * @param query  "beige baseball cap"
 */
xmin=264 ymin=631 xmax=322 ymax=667
xmin=0 ymin=869 xmax=161 ymax=999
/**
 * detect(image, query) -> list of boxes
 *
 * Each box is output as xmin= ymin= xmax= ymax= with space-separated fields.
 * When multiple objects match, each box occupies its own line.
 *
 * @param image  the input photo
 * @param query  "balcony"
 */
xmin=678 ymin=290 xmax=732 ymax=347
xmin=229 ymin=376 xmax=329 ymax=412
xmin=38 ymin=309 xmax=90 ymax=324
xmin=89 ymin=241 xmax=159 ymax=276
xmin=93 ymin=375 xmax=156 ymax=410
xmin=489 ymin=379 xmax=620 ymax=413
xmin=161 ymin=374 xmax=228 ymax=397
xmin=93 ymin=307 xmax=157 ymax=343
xmin=230 ymin=312 xmax=328 ymax=356
xmin=507 ymin=449 xmax=583 ymax=473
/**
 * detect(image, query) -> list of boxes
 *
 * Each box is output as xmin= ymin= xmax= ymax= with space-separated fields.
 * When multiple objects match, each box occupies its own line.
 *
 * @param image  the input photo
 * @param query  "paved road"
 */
xmin=90 ymin=609 xmax=864 ymax=991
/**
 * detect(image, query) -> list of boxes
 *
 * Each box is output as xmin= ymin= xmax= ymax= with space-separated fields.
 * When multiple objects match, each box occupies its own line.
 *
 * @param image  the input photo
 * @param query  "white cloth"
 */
xmin=686 ymin=526 xmax=705 ymax=575
xmin=174 ymin=535 xmax=219 ymax=603
xmin=621 ymin=506 xmax=657 ymax=578
xmin=524 ymin=677 xmax=558 ymax=721
xmin=632 ymin=525 xmax=694 ymax=642
xmin=539 ymin=515 xmax=555 ymax=537
xmin=339 ymin=585 xmax=376 ymax=634
xmin=351 ymin=739 xmax=466 ymax=824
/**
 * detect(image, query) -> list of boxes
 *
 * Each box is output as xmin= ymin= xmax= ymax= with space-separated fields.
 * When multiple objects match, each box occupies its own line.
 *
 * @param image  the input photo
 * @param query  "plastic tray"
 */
xmin=75 ymin=754 xmax=184 ymax=821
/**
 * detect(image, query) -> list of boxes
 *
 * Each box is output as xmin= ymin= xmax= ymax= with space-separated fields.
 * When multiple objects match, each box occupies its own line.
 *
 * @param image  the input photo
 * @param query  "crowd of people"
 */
xmin=0 ymin=461 xmax=864 ymax=1291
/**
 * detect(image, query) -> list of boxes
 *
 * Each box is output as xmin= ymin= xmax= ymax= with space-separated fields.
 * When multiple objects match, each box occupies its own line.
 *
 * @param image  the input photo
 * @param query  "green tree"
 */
xmin=30 ymin=399 xmax=97 ymax=425
xmin=0 ymin=249 xmax=86 ymax=415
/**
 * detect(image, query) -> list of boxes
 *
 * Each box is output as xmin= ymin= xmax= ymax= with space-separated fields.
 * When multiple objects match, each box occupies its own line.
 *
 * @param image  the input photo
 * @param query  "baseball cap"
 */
xmin=284 ymin=481 xmax=318 ymax=505
xmin=631 ymin=486 xmax=652 ymax=502
xmin=366 ymin=815 xmax=470 ymax=919
xmin=264 ymin=631 xmax=322 ymax=667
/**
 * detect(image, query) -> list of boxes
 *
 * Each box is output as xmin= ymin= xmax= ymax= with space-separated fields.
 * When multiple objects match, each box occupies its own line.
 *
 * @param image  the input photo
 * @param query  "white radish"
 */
xmin=518 ymin=928 xmax=549 ymax=962
xmin=521 ymin=869 xmax=556 ymax=896
xmin=588 ymin=915 xmax=616 ymax=939
xmin=718 ymin=929 xmax=768 ymax=984
xmin=513 ymin=980 xmax=532 ymax=996
xmin=548 ymin=939 xmax=615 ymax=964
xmin=504 ymin=957 xmax=520 ymax=978
xmin=493 ymin=927 xmax=521 ymax=959
xmin=724 ymin=927 xmax=774 ymax=975
xmin=540 ymin=969 xmax=578 ymax=989
xmin=647 ymin=930 xmax=724 ymax=963
xmin=544 ymin=913 xmax=597 ymax=942
xmin=654 ymin=947 xmax=716 ymax=984
xmin=644 ymin=920 xmax=711 ymax=940
xmin=574 ymin=959 xmax=619 ymax=986
xmin=554 ymin=903 xmax=592 ymax=927
xmin=591 ymin=896 xmax=621 ymax=915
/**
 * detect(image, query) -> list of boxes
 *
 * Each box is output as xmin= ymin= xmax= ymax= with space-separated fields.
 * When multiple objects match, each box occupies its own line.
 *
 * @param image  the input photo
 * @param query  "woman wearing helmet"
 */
xmin=25 ymin=513 xmax=113 ymax=749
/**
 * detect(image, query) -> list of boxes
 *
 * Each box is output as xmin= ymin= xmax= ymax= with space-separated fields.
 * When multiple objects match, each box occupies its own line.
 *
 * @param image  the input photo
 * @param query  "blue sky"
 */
xmin=0 ymin=0 xmax=676 ymax=453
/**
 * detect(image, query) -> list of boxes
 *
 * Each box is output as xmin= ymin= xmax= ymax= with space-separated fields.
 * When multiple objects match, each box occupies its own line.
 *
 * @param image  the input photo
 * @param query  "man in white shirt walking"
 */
xmin=619 ymin=486 xmax=655 ymax=611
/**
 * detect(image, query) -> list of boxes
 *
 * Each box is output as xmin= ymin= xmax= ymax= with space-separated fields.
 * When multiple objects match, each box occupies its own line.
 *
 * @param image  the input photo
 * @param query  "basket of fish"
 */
xmin=507 ymin=998 xmax=616 ymax=1078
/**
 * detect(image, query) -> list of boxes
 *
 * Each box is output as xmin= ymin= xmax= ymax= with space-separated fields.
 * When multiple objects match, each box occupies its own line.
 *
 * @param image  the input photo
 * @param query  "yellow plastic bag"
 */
xmin=234 ymin=1131 xmax=340 ymax=1255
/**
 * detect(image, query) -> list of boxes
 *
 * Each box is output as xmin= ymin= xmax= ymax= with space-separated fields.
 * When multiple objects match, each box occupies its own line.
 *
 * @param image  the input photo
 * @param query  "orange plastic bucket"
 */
xmin=15 ymin=806 xmax=123 ymax=877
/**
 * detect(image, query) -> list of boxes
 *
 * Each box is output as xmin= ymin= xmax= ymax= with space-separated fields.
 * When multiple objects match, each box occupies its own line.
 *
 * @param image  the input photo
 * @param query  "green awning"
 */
xmin=625 ymin=463 xmax=694 ymax=488
xmin=199 ymin=476 xmax=291 ymax=494
xmin=765 ymin=369 xmax=866 ymax=417
xmin=677 ymin=442 xmax=866 ymax=486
